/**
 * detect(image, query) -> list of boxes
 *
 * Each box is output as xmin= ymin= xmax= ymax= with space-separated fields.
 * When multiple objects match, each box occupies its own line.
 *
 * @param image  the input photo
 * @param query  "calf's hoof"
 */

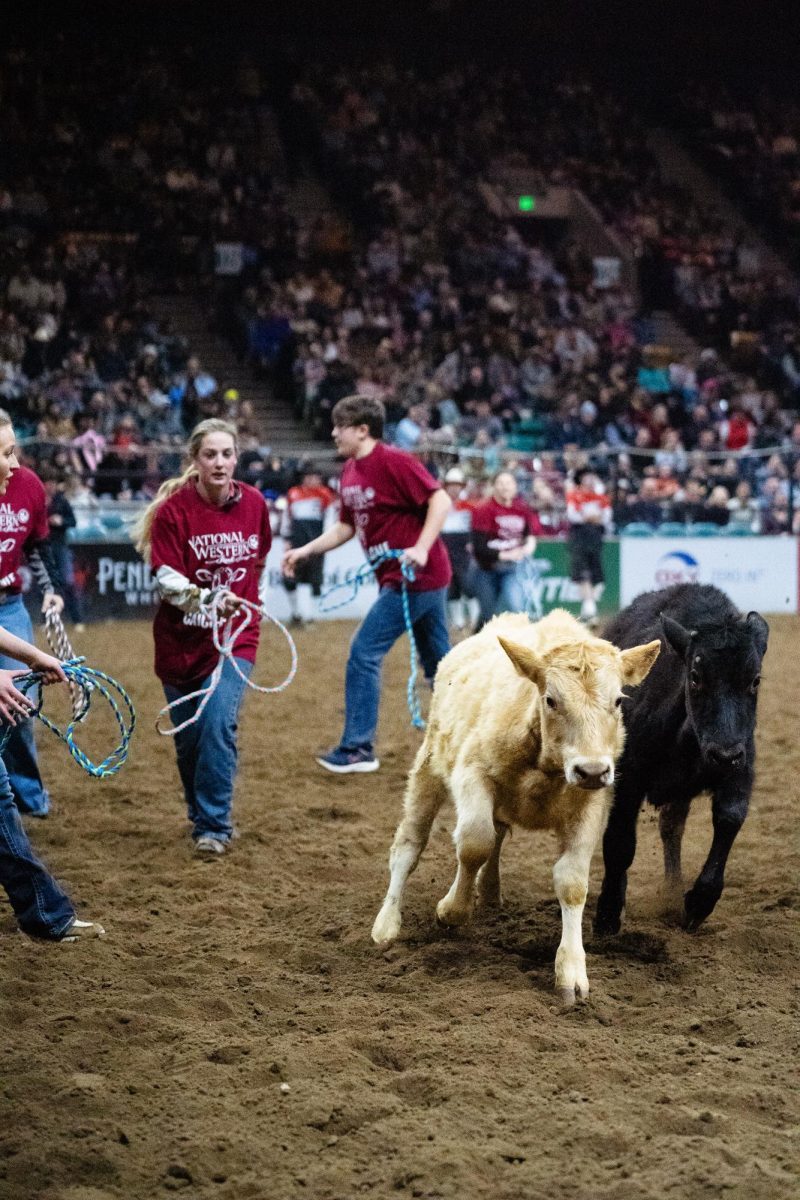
xmin=556 ymin=981 xmax=589 ymax=1009
xmin=371 ymin=903 xmax=401 ymax=946
xmin=555 ymin=949 xmax=590 ymax=1009
xmin=435 ymin=897 xmax=470 ymax=928
xmin=682 ymin=883 xmax=721 ymax=932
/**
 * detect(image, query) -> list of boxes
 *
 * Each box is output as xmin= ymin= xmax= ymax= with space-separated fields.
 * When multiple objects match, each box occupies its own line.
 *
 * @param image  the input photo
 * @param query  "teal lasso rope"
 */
xmin=319 ymin=548 xmax=425 ymax=730
xmin=0 ymin=657 xmax=136 ymax=778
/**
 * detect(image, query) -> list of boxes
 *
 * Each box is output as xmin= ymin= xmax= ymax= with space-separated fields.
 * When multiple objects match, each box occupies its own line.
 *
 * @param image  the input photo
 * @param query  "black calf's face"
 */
xmin=662 ymin=612 xmax=769 ymax=772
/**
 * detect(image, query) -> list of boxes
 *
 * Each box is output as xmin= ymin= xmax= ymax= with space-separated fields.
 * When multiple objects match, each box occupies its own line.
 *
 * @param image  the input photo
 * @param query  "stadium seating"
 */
xmin=689 ymin=523 xmax=724 ymax=537
xmin=657 ymin=522 xmax=690 ymax=537
xmin=620 ymin=523 xmax=657 ymax=537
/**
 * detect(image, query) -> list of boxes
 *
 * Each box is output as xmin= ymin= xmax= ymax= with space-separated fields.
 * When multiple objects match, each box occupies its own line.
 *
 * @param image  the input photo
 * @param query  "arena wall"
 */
xmin=23 ymin=537 xmax=800 ymax=621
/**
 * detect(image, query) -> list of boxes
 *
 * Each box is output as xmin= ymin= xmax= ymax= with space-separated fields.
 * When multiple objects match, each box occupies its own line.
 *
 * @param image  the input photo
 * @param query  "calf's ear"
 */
xmin=661 ymin=614 xmax=695 ymax=657
xmin=498 ymin=636 xmax=546 ymax=690
xmin=620 ymin=639 xmax=661 ymax=686
xmin=745 ymin=611 xmax=769 ymax=658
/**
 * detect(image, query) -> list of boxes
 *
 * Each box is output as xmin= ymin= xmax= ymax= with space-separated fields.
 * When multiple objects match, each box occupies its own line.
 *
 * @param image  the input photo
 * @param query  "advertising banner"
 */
xmin=620 ymin=536 xmax=798 ymax=613
xmin=67 ymin=544 xmax=158 ymax=621
xmin=23 ymin=540 xmax=379 ymax=624
xmin=23 ymin=537 xmax=627 ymax=624
xmin=529 ymin=539 xmax=620 ymax=618
xmin=259 ymin=538 xmax=376 ymax=621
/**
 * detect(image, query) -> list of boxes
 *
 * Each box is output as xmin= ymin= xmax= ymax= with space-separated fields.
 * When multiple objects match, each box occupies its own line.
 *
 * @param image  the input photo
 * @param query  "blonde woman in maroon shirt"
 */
xmin=134 ymin=419 xmax=271 ymax=856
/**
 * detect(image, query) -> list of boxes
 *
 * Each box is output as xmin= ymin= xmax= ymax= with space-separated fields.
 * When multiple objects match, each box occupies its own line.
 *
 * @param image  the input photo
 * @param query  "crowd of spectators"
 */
xmin=679 ymin=84 xmax=800 ymax=268
xmin=256 ymin=65 xmax=799 ymax=536
xmin=3 ymin=40 xmax=800 ymax=541
xmin=0 ymin=42 xmax=277 ymax=508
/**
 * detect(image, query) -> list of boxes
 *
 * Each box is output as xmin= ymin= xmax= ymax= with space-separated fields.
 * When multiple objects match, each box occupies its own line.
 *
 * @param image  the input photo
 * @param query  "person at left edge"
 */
xmin=0 ymin=410 xmax=66 ymax=818
xmin=134 ymin=418 xmax=271 ymax=858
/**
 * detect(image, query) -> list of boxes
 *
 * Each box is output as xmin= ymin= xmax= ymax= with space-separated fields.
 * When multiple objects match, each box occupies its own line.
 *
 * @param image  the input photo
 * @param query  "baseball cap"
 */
xmin=444 ymin=467 xmax=465 ymax=484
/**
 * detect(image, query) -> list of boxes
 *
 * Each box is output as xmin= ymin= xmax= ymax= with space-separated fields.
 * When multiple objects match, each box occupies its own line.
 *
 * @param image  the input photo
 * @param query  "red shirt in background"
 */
xmin=565 ymin=486 xmax=612 ymax=528
xmin=150 ymin=481 xmax=272 ymax=686
xmin=472 ymin=496 xmax=542 ymax=552
xmin=0 ymin=466 xmax=50 ymax=592
xmin=725 ymin=414 xmax=753 ymax=451
xmin=285 ymin=484 xmax=337 ymax=523
xmin=338 ymin=442 xmax=451 ymax=591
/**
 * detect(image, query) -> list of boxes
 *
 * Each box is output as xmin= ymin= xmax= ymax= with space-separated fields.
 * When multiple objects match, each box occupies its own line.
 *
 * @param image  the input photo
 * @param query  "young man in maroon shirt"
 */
xmin=283 ymin=396 xmax=452 ymax=773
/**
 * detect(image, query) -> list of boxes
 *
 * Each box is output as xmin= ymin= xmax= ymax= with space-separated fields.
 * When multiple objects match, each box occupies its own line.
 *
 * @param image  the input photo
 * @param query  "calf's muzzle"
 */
xmin=568 ymin=759 xmax=614 ymax=790
xmin=705 ymin=741 xmax=746 ymax=770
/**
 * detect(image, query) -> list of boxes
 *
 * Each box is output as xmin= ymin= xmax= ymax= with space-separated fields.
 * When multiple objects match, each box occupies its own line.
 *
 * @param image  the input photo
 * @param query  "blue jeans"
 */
xmin=0 ymin=751 xmax=74 ymax=937
xmin=342 ymin=587 xmax=450 ymax=750
xmin=471 ymin=564 xmax=526 ymax=629
xmin=163 ymin=656 xmax=253 ymax=843
xmin=0 ymin=595 xmax=49 ymax=816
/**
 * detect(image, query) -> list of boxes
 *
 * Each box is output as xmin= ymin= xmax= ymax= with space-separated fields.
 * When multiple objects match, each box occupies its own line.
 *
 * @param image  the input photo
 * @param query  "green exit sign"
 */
xmin=518 ymin=194 xmax=536 ymax=212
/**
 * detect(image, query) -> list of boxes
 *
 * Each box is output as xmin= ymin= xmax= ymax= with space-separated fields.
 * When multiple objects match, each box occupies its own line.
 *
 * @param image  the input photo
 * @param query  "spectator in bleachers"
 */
xmin=704 ymin=485 xmax=732 ymax=527
xmin=728 ymin=480 xmax=761 ymax=532
xmin=621 ymin=477 xmax=664 ymax=529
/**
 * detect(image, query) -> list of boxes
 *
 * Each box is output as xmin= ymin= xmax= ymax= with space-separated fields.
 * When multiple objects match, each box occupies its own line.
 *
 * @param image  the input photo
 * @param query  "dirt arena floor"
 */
xmin=0 ymin=615 xmax=798 ymax=1200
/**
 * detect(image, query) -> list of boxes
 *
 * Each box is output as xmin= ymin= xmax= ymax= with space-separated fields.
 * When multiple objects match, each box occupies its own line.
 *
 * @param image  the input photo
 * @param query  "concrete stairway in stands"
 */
xmin=647 ymin=128 xmax=791 ymax=281
xmin=647 ymin=308 xmax=703 ymax=361
xmin=148 ymin=292 xmax=318 ymax=455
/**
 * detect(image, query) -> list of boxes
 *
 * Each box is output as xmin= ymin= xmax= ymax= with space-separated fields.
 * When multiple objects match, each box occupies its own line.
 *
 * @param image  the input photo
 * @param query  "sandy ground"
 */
xmin=0 ymin=615 xmax=798 ymax=1200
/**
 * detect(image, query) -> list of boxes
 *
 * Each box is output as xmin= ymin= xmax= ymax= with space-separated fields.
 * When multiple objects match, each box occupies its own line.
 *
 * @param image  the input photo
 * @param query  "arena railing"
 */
xmin=20 ymin=437 xmax=797 ymax=541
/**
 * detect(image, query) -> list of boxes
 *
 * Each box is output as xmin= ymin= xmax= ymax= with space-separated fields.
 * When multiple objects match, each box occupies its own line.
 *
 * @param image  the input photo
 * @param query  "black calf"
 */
xmin=594 ymin=583 xmax=768 ymax=935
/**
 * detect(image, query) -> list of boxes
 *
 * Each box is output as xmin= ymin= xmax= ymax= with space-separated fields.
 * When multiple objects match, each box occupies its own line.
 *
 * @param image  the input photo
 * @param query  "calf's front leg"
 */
xmin=594 ymin=778 xmax=646 ymax=936
xmin=684 ymin=775 xmax=751 ymax=931
xmin=372 ymin=753 xmax=447 ymax=945
xmin=436 ymin=763 xmax=496 ymax=928
xmin=554 ymin=797 xmax=608 ymax=1006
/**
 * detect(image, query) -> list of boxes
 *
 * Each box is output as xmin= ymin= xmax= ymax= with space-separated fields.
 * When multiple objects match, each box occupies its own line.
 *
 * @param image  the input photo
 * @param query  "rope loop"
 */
xmin=156 ymin=593 xmax=298 ymax=737
xmin=0 ymin=657 xmax=136 ymax=778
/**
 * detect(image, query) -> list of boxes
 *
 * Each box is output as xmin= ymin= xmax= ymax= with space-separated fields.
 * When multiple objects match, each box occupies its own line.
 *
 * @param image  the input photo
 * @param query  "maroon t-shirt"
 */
xmin=150 ymin=481 xmax=272 ymax=686
xmin=472 ymin=497 xmax=542 ymax=552
xmin=0 ymin=466 xmax=50 ymax=592
xmin=338 ymin=442 xmax=451 ymax=591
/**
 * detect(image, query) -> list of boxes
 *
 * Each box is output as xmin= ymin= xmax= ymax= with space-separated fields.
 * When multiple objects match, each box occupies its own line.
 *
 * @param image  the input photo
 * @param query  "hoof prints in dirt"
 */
xmin=489 ymin=935 xmax=557 ymax=969
xmin=7 ymin=618 xmax=799 ymax=1200
xmin=589 ymin=930 xmax=670 ymax=963
xmin=306 ymin=805 xmax=362 ymax=823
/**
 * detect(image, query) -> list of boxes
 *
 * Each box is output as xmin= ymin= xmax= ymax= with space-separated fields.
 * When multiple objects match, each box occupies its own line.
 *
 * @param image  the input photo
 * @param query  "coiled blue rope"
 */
xmin=0 ymin=657 xmax=136 ymax=778
xmin=319 ymin=548 xmax=425 ymax=729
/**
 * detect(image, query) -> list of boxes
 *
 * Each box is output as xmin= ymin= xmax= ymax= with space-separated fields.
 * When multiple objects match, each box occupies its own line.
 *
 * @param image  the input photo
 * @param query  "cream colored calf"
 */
xmin=372 ymin=610 xmax=660 ymax=1005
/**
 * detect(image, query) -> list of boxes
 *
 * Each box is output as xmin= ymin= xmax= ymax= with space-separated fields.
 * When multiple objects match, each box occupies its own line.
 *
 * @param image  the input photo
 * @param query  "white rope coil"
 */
xmin=156 ymin=592 xmax=298 ymax=737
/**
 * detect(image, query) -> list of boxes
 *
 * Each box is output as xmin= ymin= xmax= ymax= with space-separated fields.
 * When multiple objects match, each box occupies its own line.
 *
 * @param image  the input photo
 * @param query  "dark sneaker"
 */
xmin=315 ymin=746 xmax=380 ymax=774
